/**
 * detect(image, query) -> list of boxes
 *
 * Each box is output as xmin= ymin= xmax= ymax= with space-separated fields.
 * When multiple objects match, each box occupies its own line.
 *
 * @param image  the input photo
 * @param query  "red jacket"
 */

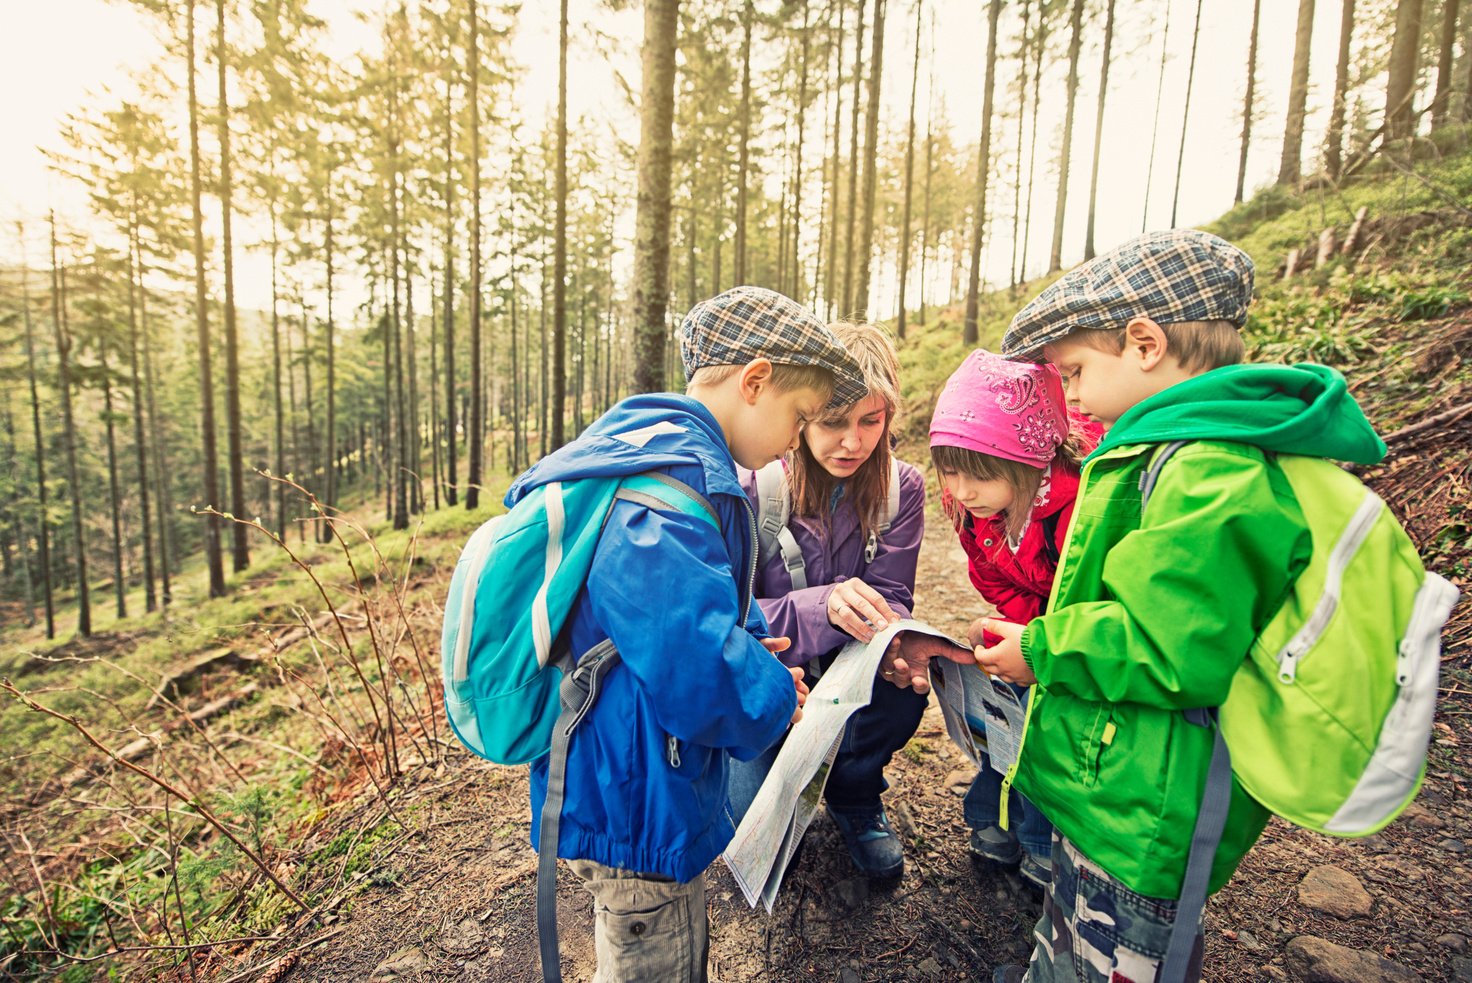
xmin=954 ymin=459 xmax=1083 ymax=627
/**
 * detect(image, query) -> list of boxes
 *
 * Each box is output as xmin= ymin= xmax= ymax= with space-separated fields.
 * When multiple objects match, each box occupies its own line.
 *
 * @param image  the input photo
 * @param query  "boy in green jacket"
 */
xmin=979 ymin=230 xmax=1386 ymax=983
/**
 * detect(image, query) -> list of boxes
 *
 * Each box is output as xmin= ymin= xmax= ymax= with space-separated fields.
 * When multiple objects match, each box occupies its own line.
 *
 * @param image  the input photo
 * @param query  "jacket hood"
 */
xmin=506 ymin=393 xmax=743 ymax=506
xmin=1091 ymin=363 xmax=1387 ymax=466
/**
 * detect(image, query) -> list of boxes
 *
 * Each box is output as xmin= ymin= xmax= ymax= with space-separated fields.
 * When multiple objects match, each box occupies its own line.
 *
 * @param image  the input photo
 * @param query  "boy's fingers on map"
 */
xmin=789 ymin=667 xmax=809 ymax=707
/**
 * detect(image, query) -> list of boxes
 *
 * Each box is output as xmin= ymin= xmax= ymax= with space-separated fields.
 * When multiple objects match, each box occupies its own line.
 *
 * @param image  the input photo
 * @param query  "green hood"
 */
xmin=1090 ymin=363 xmax=1387 ymax=466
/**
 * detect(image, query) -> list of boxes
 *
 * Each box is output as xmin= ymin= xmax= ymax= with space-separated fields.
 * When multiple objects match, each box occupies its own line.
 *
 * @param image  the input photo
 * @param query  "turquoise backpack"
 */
xmin=1144 ymin=441 xmax=1460 ymax=981
xmin=440 ymin=468 xmax=718 ymax=983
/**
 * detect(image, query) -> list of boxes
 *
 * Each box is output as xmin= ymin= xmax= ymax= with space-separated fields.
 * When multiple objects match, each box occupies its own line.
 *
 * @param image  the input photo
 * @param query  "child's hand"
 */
xmin=880 ymin=632 xmax=972 ymax=695
xmin=974 ymin=618 xmax=1038 ymax=686
xmin=788 ymin=666 xmax=808 ymax=724
xmin=826 ymin=578 xmax=900 ymax=642
xmin=761 ymin=636 xmax=792 ymax=656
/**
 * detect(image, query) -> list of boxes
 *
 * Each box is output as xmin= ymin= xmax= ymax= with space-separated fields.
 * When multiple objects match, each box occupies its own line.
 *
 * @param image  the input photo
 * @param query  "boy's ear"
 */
xmin=737 ymin=357 xmax=775 ymax=405
xmin=1123 ymin=317 xmax=1170 ymax=371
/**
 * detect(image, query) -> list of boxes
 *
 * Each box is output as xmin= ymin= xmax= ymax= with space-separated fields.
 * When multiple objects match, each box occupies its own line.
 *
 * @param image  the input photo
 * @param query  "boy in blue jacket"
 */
xmin=514 ymin=286 xmax=866 ymax=982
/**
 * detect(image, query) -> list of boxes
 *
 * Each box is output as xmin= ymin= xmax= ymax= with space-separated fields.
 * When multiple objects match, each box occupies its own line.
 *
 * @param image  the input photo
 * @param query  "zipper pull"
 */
xmin=666 ymin=734 xmax=681 ymax=768
xmin=1278 ymin=643 xmax=1303 ymax=684
xmin=864 ymin=530 xmax=878 ymax=564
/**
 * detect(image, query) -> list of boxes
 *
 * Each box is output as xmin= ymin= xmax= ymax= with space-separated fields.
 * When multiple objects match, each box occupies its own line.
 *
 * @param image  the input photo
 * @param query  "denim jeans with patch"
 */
xmin=1023 ymin=835 xmax=1203 ymax=983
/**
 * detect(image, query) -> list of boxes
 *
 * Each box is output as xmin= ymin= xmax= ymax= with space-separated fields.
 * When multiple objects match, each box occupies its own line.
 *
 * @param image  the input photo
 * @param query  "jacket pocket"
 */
xmin=1081 ymin=706 xmax=1114 ymax=788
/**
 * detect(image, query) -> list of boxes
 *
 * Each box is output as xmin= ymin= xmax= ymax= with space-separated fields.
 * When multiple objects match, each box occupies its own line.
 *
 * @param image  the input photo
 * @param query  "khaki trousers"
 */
xmin=567 ymin=859 xmax=709 ymax=983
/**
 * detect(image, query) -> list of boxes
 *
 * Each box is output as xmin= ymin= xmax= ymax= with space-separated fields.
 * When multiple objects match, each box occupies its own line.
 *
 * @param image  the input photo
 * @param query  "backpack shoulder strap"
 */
xmin=616 ymin=470 xmax=720 ymax=531
xmin=1139 ymin=440 xmax=1191 ymax=511
xmin=879 ymin=457 xmax=902 ymax=536
xmin=1039 ymin=511 xmax=1063 ymax=567
xmin=753 ymin=461 xmax=809 ymax=590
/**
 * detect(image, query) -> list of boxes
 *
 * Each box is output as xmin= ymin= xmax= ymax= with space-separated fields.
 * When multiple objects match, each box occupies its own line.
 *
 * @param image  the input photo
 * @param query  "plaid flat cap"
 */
xmin=680 ymin=285 xmax=867 ymax=408
xmin=1003 ymin=229 xmax=1256 ymax=361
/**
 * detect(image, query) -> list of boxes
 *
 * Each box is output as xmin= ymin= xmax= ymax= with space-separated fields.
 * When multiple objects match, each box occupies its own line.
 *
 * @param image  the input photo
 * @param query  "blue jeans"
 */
xmin=963 ymin=685 xmax=1052 ymax=861
xmin=727 ymin=668 xmax=929 ymax=824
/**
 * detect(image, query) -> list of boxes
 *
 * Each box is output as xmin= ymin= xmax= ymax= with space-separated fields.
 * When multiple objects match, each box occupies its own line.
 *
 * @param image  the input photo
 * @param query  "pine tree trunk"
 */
xmin=320 ymin=170 xmax=337 ymax=541
xmin=18 ymin=228 xmax=55 ymax=636
xmin=442 ymin=45 xmax=458 ymax=507
xmin=1169 ymin=0 xmax=1204 ymax=228
xmin=270 ymin=207 xmax=285 ymax=540
xmin=918 ymin=40 xmax=934 ymax=324
xmin=1431 ymin=0 xmax=1461 ymax=129
xmin=735 ymin=0 xmax=754 ymax=285
xmin=1141 ymin=1 xmax=1173 ymax=230
xmin=1386 ymin=0 xmax=1426 ymax=141
xmin=540 ymin=245 xmax=549 ymax=459
xmin=790 ymin=0 xmax=812 ymax=297
xmin=50 ymin=224 xmax=90 ymax=636
xmin=126 ymin=213 xmax=156 ymax=614
xmin=853 ymin=0 xmax=885 ymax=320
xmin=841 ymin=0 xmax=866 ymax=317
xmin=1083 ymin=0 xmax=1116 ymax=260
xmin=429 ymin=261 xmax=442 ymax=507
xmin=1020 ymin=8 xmax=1045 ymax=272
xmin=1325 ymin=0 xmax=1355 ymax=180
xmin=963 ymin=0 xmax=1002 ymax=345
xmin=896 ymin=0 xmax=922 ymax=339
xmin=139 ymin=252 xmax=172 ymax=607
xmin=467 ymin=0 xmax=487 ymax=502
xmin=1278 ymin=0 xmax=1317 ymax=185
xmin=1010 ymin=0 xmax=1032 ymax=285
xmin=187 ymin=0 xmax=225 ymax=597
xmin=632 ymin=0 xmax=678 ymax=394
xmin=101 ymin=346 xmax=127 ymax=620
xmin=1236 ymin=0 xmax=1262 ymax=202
xmin=552 ymin=0 xmax=569 ymax=448
xmin=407 ymin=257 xmax=422 ymax=511
xmin=823 ymin=0 xmax=847 ymax=318
xmin=1048 ymin=0 xmax=1085 ymax=273
xmin=217 ymin=0 xmax=248 ymax=572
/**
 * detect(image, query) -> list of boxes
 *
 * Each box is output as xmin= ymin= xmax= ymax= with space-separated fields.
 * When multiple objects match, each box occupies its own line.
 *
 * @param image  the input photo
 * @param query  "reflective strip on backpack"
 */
xmin=452 ymin=518 xmax=502 ymax=684
xmin=1275 ymin=490 xmax=1383 ymax=683
xmin=1324 ymin=571 xmax=1460 ymax=833
xmin=533 ymin=482 xmax=566 ymax=669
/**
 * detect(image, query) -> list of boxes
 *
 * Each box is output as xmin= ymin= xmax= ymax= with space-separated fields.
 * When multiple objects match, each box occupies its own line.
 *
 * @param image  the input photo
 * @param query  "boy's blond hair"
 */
xmin=1065 ymin=319 xmax=1245 ymax=373
xmin=687 ymin=362 xmax=836 ymax=402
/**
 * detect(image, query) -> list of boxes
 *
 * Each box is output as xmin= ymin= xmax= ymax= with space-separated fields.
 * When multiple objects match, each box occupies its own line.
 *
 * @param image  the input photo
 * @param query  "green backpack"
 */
xmin=1145 ymin=440 xmax=1460 ymax=981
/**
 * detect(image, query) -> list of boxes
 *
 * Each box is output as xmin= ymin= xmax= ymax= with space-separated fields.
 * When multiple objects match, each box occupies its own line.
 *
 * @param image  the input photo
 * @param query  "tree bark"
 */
xmin=1431 ymin=0 xmax=1461 ymax=129
xmin=735 ymin=0 xmax=754 ymax=286
xmin=125 ymin=212 xmax=156 ymax=614
xmin=1083 ymin=0 xmax=1116 ymax=260
xmin=217 ymin=0 xmax=248 ymax=572
xmin=962 ymin=0 xmax=1002 ymax=345
xmin=842 ymin=0 xmax=867 ymax=316
xmin=1326 ymin=0 xmax=1354 ymax=180
xmin=442 ymin=40 xmax=458 ymax=506
xmin=1169 ymin=0 xmax=1204 ymax=228
xmin=320 ymin=166 xmax=337 ymax=541
xmin=1278 ymin=0 xmax=1316 ymax=185
xmin=18 ymin=225 xmax=56 ymax=636
xmin=853 ymin=0 xmax=886 ymax=320
xmin=1141 ymin=1 xmax=1172 ymax=229
xmin=50 ymin=221 xmax=90 ymax=636
xmin=100 ymin=345 xmax=127 ymax=619
xmin=790 ymin=0 xmax=812 ymax=297
xmin=632 ymin=0 xmax=679 ymax=393
xmin=552 ymin=0 xmax=569 ymax=448
xmin=896 ymin=0 xmax=923 ymax=340
xmin=823 ymin=0 xmax=848 ymax=318
xmin=467 ymin=0 xmax=486 ymax=502
xmin=1048 ymin=0 xmax=1085 ymax=272
xmin=187 ymin=0 xmax=225 ymax=597
xmin=1010 ymin=0 xmax=1032 ymax=285
xmin=1385 ymin=0 xmax=1426 ymax=141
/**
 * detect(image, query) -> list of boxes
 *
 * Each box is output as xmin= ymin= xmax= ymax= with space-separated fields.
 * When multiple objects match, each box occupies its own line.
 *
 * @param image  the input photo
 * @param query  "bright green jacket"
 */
xmin=1010 ymin=363 xmax=1385 ymax=900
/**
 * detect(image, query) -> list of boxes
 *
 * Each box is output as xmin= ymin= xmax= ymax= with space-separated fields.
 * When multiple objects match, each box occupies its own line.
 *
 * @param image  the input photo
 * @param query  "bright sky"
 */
xmin=0 ymin=0 xmax=1394 ymax=312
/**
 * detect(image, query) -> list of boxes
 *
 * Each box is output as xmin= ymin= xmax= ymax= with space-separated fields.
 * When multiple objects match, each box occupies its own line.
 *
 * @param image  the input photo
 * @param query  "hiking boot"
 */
xmin=993 ymin=964 xmax=1027 ymax=983
xmin=968 ymin=824 xmax=1022 ymax=867
xmin=828 ymin=805 xmax=904 ymax=881
xmin=1018 ymin=851 xmax=1051 ymax=891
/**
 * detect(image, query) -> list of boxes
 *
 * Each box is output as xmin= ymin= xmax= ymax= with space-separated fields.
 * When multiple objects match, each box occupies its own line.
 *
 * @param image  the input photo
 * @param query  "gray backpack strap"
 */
xmin=1162 ymin=708 xmax=1231 ymax=982
xmin=1139 ymin=440 xmax=1190 ymax=509
xmin=1142 ymin=442 xmax=1226 ymax=982
xmin=753 ymin=462 xmax=788 ymax=564
xmin=880 ymin=457 xmax=901 ymax=535
xmin=754 ymin=462 xmax=808 ymax=590
xmin=537 ymin=640 xmax=621 ymax=983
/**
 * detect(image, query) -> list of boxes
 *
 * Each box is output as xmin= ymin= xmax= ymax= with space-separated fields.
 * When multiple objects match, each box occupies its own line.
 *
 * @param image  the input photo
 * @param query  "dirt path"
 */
xmin=253 ymin=528 xmax=1471 ymax=983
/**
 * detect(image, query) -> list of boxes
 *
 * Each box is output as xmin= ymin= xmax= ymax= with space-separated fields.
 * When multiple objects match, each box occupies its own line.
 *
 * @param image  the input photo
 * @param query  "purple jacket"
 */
xmin=739 ymin=459 xmax=926 ymax=668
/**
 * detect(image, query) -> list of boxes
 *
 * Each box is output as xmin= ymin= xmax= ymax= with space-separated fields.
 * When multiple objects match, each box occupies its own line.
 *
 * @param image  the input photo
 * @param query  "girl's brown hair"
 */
xmin=786 ymin=322 xmax=901 ymax=541
xmin=930 ymin=434 xmax=1085 ymax=545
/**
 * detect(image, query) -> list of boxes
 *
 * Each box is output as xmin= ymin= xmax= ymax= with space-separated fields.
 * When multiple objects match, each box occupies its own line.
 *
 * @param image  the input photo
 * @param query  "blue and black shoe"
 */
xmin=827 ymin=805 xmax=904 ymax=881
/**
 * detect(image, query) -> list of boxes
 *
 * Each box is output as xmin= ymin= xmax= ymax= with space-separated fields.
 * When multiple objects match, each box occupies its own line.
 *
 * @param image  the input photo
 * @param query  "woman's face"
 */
xmin=803 ymin=393 xmax=889 ymax=480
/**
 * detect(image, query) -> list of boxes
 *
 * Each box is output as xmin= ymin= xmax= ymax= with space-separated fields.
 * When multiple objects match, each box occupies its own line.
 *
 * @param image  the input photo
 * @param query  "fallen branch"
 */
xmin=1382 ymin=401 xmax=1472 ymax=447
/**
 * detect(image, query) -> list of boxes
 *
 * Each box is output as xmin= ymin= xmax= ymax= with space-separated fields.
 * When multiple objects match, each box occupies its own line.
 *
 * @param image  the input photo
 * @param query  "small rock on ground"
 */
xmin=1285 ymin=935 xmax=1421 ymax=983
xmin=1297 ymin=865 xmax=1373 ymax=919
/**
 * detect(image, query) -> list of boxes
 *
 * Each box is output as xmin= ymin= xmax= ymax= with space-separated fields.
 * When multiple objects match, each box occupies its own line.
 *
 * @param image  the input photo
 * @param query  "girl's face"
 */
xmin=938 ymin=468 xmax=1017 ymax=521
xmin=804 ymin=393 xmax=888 ymax=480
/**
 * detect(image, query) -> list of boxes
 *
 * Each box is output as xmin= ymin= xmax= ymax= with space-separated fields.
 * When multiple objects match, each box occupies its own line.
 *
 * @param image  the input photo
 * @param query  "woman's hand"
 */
xmin=826 ymin=578 xmax=900 ymax=642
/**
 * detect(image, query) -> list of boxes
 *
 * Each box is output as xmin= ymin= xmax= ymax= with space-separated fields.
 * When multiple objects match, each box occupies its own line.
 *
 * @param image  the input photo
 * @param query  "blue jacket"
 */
xmin=514 ymin=393 xmax=798 ymax=882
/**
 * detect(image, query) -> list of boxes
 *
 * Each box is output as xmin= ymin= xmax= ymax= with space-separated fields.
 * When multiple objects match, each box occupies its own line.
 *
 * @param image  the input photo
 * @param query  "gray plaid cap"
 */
xmin=679 ymin=285 xmax=867 ymax=408
xmin=1002 ymin=229 xmax=1256 ymax=361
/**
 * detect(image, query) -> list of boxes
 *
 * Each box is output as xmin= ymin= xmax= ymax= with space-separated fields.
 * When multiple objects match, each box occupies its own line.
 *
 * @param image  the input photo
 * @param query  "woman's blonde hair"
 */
xmin=930 ymin=435 xmax=1085 ymax=546
xmin=787 ymin=322 xmax=901 ymax=541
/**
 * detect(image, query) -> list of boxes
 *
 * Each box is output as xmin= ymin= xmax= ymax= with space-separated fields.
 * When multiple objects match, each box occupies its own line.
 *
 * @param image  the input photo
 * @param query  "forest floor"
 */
xmin=200 ymin=520 xmax=1472 ymax=983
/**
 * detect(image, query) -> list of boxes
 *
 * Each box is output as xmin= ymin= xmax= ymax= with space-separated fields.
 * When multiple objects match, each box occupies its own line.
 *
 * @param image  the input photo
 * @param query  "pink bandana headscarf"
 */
xmin=929 ymin=350 xmax=1069 ymax=468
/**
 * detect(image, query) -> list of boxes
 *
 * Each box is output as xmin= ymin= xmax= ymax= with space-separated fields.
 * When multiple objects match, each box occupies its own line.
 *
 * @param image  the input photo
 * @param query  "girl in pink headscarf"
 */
xmin=928 ymin=349 xmax=1100 ymax=892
